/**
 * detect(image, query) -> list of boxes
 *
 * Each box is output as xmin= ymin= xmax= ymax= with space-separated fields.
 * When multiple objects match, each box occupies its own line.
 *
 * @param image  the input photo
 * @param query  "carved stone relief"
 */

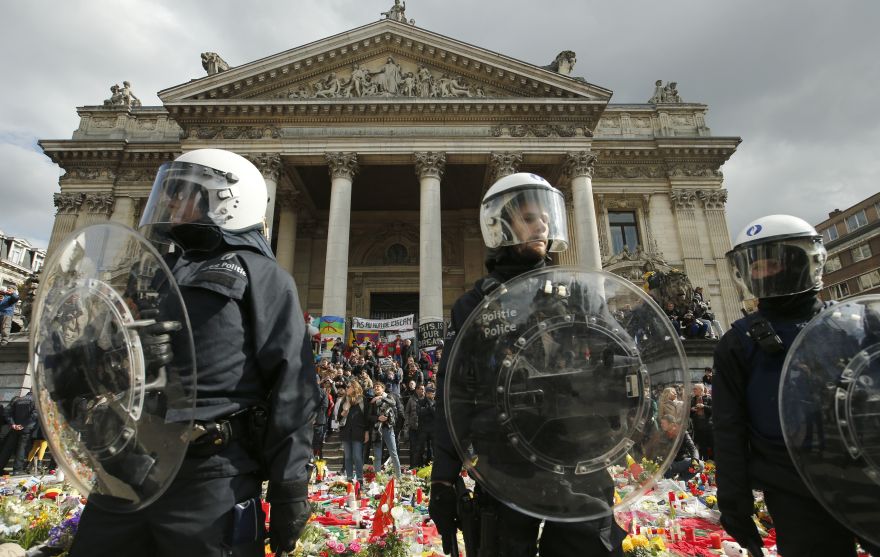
xmin=188 ymin=126 xmax=281 ymax=140
xmin=669 ymin=189 xmax=698 ymax=210
xmin=83 ymin=193 xmax=115 ymax=215
xmin=60 ymin=167 xmax=116 ymax=182
xmin=53 ymin=193 xmax=85 ymax=214
xmin=118 ymin=168 xmax=155 ymax=182
xmin=489 ymin=152 xmax=522 ymax=181
xmin=666 ymin=163 xmax=722 ymax=178
xmin=326 ymin=152 xmax=359 ymax=180
xmin=564 ymin=151 xmax=598 ymax=179
xmin=414 ymin=152 xmax=446 ymax=180
xmin=594 ymin=164 xmax=665 ymax=180
xmin=490 ymin=124 xmax=582 ymax=138
xmin=697 ymin=189 xmax=728 ymax=210
xmin=280 ymin=57 xmax=486 ymax=100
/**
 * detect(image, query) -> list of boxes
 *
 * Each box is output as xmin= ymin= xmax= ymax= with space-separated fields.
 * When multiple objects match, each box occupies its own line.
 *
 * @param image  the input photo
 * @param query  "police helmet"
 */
xmin=727 ymin=214 xmax=827 ymax=299
xmin=480 ymin=172 xmax=568 ymax=252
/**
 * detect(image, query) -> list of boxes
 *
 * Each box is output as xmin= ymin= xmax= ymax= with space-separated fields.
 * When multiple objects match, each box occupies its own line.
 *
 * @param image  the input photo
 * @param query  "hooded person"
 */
xmin=429 ymin=172 xmax=626 ymax=557
xmin=68 ymin=149 xmax=319 ymax=557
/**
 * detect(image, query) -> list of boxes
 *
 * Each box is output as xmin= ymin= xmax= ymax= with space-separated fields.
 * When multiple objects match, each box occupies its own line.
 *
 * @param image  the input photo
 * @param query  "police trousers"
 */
xmin=480 ymin=495 xmax=626 ymax=557
xmin=69 ymin=473 xmax=263 ymax=557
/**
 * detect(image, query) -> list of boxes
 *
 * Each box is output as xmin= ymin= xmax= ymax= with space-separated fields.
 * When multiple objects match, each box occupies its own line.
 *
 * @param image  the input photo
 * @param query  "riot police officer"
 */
xmin=429 ymin=173 xmax=626 ymax=557
xmin=69 ymin=149 xmax=319 ymax=556
xmin=714 ymin=214 xmax=879 ymax=557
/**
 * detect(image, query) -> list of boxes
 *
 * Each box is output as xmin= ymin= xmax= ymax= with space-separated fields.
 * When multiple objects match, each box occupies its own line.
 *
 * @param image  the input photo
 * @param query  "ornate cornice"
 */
xmin=563 ymin=151 xmax=599 ymax=180
xmin=669 ymin=188 xmax=698 ymax=210
xmin=697 ymin=189 xmax=728 ymax=210
xmin=325 ymin=152 xmax=359 ymax=181
xmin=488 ymin=151 xmax=522 ymax=181
xmin=53 ymin=193 xmax=85 ymax=215
xmin=249 ymin=153 xmax=283 ymax=181
xmin=83 ymin=192 xmax=116 ymax=215
xmin=413 ymin=152 xmax=446 ymax=180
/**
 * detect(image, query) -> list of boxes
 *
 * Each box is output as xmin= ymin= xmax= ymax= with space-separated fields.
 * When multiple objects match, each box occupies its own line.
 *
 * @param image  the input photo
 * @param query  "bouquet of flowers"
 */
xmin=621 ymin=534 xmax=668 ymax=556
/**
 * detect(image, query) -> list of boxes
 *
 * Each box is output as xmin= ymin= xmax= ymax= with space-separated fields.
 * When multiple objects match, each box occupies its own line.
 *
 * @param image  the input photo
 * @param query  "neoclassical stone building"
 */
xmin=39 ymin=11 xmax=742 ymax=332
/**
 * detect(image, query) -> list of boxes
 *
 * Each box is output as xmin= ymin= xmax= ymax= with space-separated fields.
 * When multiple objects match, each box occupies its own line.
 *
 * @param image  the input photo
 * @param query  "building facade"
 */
xmin=39 ymin=14 xmax=743 ymax=331
xmin=0 ymin=230 xmax=44 ymax=293
xmin=816 ymin=191 xmax=880 ymax=301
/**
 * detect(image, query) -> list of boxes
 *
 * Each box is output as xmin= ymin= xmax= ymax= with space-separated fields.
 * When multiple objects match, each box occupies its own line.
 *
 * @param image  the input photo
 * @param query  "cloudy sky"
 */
xmin=2 ymin=0 xmax=878 ymax=248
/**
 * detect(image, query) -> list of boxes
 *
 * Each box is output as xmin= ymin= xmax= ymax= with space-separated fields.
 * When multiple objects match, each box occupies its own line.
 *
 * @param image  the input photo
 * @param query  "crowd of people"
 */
xmin=312 ymin=338 xmax=442 ymax=481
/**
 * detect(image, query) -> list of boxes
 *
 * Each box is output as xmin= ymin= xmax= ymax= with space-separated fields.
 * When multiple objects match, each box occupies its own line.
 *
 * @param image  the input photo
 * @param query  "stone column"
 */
xmin=275 ymin=189 xmax=300 ymax=276
xmin=669 ymin=188 xmax=707 ymax=287
xmin=251 ymin=154 xmax=283 ymax=239
xmin=557 ymin=188 xmax=578 ymax=266
xmin=698 ymin=189 xmax=741 ymax=329
xmin=110 ymin=196 xmax=140 ymax=228
xmin=564 ymin=151 xmax=602 ymax=271
xmin=414 ymin=152 xmax=446 ymax=325
xmin=321 ymin=153 xmax=358 ymax=319
xmin=48 ymin=193 xmax=85 ymax=253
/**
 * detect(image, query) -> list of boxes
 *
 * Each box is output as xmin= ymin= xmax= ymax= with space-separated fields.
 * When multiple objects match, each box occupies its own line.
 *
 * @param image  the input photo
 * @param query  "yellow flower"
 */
xmin=622 ymin=537 xmax=634 ymax=552
xmin=651 ymin=536 xmax=666 ymax=551
xmin=631 ymin=534 xmax=650 ymax=548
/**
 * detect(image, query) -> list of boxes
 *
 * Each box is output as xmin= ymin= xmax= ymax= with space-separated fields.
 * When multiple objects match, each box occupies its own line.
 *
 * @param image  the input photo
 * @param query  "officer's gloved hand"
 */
xmin=429 ymin=482 xmax=460 ymax=556
xmin=269 ymin=482 xmax=312 ymax=555
xmin=132 ymin=308 xmax=181 ymax=389
xmin=719 ymin=507 xmax=764 ymax=557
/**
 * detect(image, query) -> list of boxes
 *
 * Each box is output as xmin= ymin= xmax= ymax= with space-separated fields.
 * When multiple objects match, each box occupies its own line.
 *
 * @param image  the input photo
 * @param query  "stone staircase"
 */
xmin=319 ymin=429 xmax=412 ymax=474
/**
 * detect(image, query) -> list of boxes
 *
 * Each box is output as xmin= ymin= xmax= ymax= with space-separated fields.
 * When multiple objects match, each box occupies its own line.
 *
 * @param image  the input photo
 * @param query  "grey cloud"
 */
xmin=2 ymin=0 xmax=878 ymax=247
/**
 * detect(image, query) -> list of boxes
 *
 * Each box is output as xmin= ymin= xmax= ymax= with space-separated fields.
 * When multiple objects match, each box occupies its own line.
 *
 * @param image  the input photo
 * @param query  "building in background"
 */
xmin=815 ymin=191 xmax=880 ymax=301
xmin=38 ymin=8 xmax=743 ymax=335
xmin=0 ymin=229 xmax=44 ymax=292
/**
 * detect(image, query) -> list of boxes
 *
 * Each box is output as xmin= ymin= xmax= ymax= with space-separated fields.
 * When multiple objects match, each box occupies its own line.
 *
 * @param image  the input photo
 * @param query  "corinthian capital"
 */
xmin=564 ymin=150 xmax=599 ymax=179
xmin=414 ymin=152 xmax=447 ymax=180
xmin=53 ymin=192 xmax=85 ymax=214
xmin=248 ymin=153 xmax=283 ymax=181
xmin=489 ymin=152 xmax=523 ymax=181
xmin=696 ymin=188 xmax=728 ymax=210
xmin=669 ymin=188 xmax=698 ymax=210
xmin=325 ymin=152 xmax=359 ymax=181
xmin=84 ymin=192 xmax=116 ymax=215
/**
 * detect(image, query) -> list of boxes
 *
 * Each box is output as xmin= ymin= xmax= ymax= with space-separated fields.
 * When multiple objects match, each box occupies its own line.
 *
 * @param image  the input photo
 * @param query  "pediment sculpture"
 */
xmin=280 ymin=57 xmax=486 ymax=99
xmin=103 ymin=80 xmax=142 ymax=108
xmin=648 ymin=80 xmax=683 ymax=103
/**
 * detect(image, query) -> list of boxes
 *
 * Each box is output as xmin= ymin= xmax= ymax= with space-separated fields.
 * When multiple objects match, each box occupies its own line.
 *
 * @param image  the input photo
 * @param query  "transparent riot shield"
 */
xmin=444 ymin=267 xmax=690 ymax=521
xmin=30 ymin=223 xmax=196 ymax=512
xmin=780 ymin=295 xmax=880 ymax=546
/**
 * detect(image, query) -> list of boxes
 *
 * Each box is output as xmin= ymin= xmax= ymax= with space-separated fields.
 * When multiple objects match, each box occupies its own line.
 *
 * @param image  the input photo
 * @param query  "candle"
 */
xmin=416 ymin=487 xmax=423 ymax=505
xmin=684 ymin=527 xmax=696 ymax=542
xmin=709 ymin=532 xmax=722 ymax=549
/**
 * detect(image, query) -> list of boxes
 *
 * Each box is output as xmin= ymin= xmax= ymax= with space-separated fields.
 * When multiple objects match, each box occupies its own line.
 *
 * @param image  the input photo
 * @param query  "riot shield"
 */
xmin=444 ymin=267 xmax=690 ymax=521
xmin=780 ymin=295 xmax=880 ymax=546
xmin=30 ymin=223 xmax=196 ymax=512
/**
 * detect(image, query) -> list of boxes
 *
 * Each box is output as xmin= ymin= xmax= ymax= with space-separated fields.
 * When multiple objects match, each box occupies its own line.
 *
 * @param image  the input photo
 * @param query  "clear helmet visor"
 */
xmin=138 ymin=161 xmax=237 ymax=243
xmin=726 ymin=236 xmax=825 ymax=299
xmin=480 ymin=186 xmax=569 ymax=252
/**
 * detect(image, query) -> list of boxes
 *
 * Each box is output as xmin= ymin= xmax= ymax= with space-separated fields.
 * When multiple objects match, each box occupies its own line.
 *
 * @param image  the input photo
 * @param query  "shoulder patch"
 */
xmin=177 ymin=252 xmax=248 ymax=300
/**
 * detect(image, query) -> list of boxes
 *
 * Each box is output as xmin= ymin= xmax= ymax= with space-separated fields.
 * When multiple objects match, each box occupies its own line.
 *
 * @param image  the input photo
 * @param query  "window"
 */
xmin=852 ymin=243 xmax=872 ymax=262
xmin=8 ymin=245 xmax=23 ymax=265
xmin=608 ymin=211 xmax=640 ymax=255
xmin=824 ymin=256 xmax=842 ymax=273
xmin=33 ymin=254 xmax=44 ymax=272
xmin=831 ymin=282 xmax=850 ymax=299
xmin=845 ymin=210 xmax=868 ymax=232
xmin=858 ymin=270 xmax=880 ymax=291
xmin=822 ymin=226 xmax=839 ymax=243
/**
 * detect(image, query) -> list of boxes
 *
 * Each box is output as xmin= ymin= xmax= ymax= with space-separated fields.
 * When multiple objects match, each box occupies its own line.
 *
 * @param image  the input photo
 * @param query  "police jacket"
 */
xmin=432 ymin=248 xmax=548 ymax=483
xmin=169 ymin=245 xmax=319 ymax=494
xmin=713 ymin=292 xmax=824 ymax=510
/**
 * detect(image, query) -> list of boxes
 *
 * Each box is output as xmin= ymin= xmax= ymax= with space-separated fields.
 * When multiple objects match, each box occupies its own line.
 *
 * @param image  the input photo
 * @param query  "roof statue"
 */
xmin=103 ymin=81 xmax=142 ymax=108
xmin=380 ymin=0 xmax=414 ymax=24
xmin=201 ymin=52 xmax=230 ymax=75
xmin=648 ymin=80 xmax=683 ymax=103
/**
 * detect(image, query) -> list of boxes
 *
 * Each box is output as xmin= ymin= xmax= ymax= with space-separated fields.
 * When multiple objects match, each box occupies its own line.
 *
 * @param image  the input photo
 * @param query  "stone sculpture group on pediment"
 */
xmin=648 ymin=80 xmax=682 ymax=103
xmin=380 ymin=0 xmax=413 ymax=24
xmin=282 ymin=57 xmax=486 ymax=99
xmin=103 ymin=81 xmax=142 ymax=108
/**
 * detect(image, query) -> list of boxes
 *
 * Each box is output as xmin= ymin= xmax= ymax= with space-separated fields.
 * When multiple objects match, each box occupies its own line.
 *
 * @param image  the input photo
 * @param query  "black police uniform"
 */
xmin=70 ymin=232 xmax=319 ymax=557
xmin=431 ymin=249 xmax=626 ymax=557
xmin=713 ymin=292 xmax=880 ymax=557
